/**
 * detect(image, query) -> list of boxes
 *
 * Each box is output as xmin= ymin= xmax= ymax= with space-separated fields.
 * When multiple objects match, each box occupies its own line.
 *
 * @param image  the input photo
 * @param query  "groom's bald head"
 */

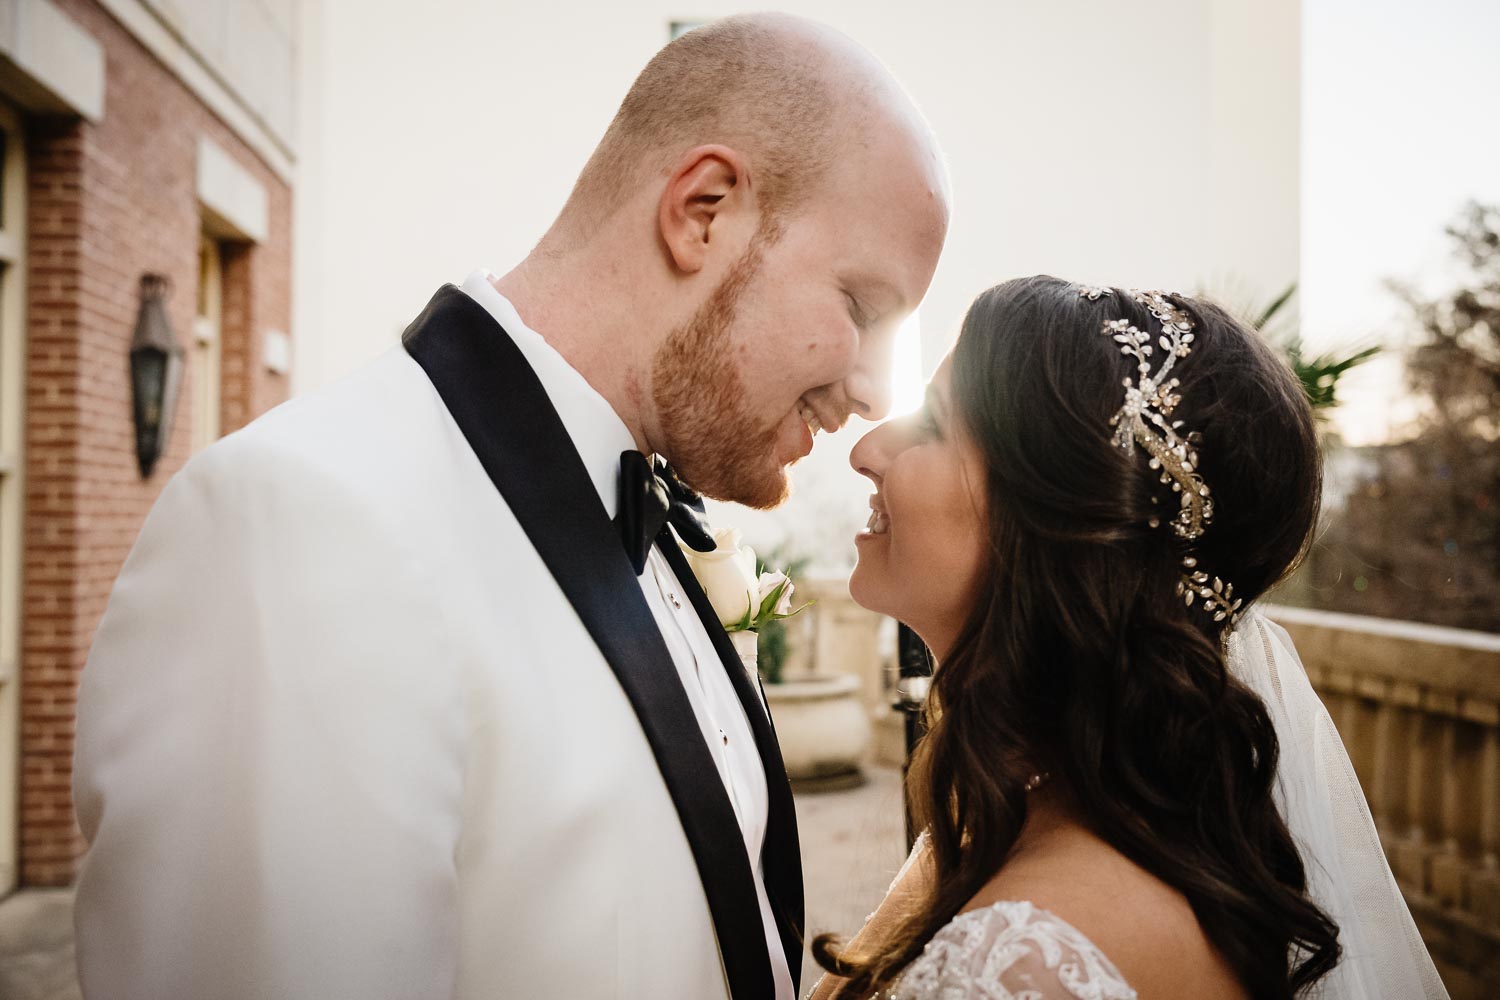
xmin=553 ymin=13 xmax=931 ymax=243
xmin=505 ymin=15 xmax=949 ymax=511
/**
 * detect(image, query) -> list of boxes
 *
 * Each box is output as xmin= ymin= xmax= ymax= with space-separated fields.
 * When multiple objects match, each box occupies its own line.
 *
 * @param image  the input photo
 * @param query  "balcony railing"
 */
xmin=1270 ymin=604 xmax=1500 ymax=999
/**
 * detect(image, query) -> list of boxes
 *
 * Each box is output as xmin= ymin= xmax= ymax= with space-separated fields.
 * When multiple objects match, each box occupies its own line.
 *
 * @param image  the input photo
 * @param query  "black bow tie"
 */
xmin=615 ymin=452 xmax=716 ymax=575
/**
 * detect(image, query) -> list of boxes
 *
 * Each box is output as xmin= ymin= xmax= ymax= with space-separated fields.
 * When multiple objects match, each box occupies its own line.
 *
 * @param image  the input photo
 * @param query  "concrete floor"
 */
xmin=0 ymin=764 xmax=908 ymax=1000
xmin=0 ymin=888 xmax=80 ymax=1000
xmin=793 ymin=764 xmax=910 ymax=984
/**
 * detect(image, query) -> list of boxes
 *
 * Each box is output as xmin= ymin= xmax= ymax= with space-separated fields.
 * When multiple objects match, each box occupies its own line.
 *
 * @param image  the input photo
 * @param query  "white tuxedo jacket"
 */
xmin=73 ymin=286 xmax=803 ymax=999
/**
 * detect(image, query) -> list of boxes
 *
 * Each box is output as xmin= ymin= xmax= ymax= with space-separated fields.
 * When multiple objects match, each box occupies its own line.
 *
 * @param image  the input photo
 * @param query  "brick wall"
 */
xmin=18 ymin=0 xmax=293 ymax=885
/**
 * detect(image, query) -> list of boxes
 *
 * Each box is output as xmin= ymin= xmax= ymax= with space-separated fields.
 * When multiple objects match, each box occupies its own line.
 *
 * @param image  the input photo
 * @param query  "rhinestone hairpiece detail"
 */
xmin=1100 ymin=290 xmax=1213 ymax=542
xmin=1096 ymin=289 xmax=1241 ymax=628
xmin=1176 ymin=556 xmax=1243 ymax=625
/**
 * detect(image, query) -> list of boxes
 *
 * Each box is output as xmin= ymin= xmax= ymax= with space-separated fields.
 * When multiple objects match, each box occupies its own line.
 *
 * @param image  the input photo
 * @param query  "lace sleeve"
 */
xmin=888 ymin=901 xmax=1136 ymax=1000
xmin=889 ymin=830 xmax=930 ymax=892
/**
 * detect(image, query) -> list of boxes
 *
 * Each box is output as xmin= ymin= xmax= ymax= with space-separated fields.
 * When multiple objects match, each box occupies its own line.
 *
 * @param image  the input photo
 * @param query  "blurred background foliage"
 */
xmin=755 ymin=547 xmax=812 ymax=684
xmin=1275 ymin=201 xmax=1500 ymax=632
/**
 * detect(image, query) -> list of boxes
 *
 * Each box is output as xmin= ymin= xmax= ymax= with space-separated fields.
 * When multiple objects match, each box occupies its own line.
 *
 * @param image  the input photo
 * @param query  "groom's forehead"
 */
xmin=821 ymin=168 xmax=948 ymax=281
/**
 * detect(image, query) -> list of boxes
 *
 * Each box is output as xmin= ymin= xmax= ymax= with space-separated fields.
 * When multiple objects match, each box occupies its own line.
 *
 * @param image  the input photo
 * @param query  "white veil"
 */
xmin=1225 ymin=610 xmax=1450 ymax=999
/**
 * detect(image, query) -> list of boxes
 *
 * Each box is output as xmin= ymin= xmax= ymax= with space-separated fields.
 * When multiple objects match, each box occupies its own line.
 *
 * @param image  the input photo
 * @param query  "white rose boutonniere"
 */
xmin=681 ymin=527 xmax=761 ymax=628
xmin=679 ymin=526 xmax=812 ymax=678
xmin=681 ymin=528 xmax=813 ymax=679
xmin=754 ymin=570 xmax=797 ymax=618
xmin=679 ymin=527 xmax=810 ymax=633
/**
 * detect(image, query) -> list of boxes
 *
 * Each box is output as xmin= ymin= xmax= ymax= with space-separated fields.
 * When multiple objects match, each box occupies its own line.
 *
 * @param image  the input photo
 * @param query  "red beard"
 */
xmin=651 ymin=233 xmax=792 ymax=510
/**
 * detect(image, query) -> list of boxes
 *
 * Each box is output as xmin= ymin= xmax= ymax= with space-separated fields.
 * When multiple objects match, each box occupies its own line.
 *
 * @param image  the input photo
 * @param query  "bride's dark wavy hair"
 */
xmin=813 ymin=276 xmax=1341 ymax=998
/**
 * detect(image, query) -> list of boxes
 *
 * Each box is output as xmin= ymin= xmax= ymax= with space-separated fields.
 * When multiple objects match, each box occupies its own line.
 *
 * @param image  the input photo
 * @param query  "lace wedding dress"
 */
xmin=885 ymin=898 xmax=1135 ymax=1000
xmin=809 ymin=830 xmax=1135 ymax=1000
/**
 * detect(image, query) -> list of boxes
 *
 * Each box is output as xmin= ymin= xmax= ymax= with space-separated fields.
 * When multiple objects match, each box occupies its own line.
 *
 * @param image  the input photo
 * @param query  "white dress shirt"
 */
xmin=461 ymin=271 xmax=794 ymax=1000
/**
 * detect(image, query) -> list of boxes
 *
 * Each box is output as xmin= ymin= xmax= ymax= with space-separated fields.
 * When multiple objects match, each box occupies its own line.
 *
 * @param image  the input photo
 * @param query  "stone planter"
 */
xmin=730 ymin=624 xmax=873 ymax=790
xmin=763 ymin=674 xmax=871 ymax=789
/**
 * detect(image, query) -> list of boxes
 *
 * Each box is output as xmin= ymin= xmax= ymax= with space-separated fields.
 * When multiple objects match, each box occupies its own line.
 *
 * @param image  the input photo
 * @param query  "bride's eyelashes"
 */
xmin=917 ymin=404 xmax=942 ymax=440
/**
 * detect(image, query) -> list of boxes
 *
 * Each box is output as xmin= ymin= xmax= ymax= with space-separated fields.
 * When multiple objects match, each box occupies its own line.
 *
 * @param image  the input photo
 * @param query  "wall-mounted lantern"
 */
xmin=129 ymin=274 xmax=183 ymax=479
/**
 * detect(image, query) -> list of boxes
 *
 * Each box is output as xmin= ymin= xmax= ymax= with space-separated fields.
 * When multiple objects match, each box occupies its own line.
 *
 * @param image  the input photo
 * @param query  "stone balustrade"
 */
xmin=1268 ymin=604 xmax=1500 ymax=998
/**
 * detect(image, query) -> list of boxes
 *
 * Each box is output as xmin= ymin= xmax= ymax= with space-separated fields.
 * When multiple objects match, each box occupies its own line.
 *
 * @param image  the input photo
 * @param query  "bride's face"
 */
xmin=848 ymin=355 xmax=990 ymax=655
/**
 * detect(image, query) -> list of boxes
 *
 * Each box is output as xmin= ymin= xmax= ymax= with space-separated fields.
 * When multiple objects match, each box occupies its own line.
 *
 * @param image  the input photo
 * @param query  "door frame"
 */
xmin=193 ymin=234 xmax=223 ymax=452
xmin=0 ymin=98 xmax=28 ymax=895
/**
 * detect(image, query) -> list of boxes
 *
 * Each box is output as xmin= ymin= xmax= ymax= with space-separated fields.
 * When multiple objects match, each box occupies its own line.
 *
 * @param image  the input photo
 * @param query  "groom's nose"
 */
xmin=843 ymin=339 xmax=896 ymax=422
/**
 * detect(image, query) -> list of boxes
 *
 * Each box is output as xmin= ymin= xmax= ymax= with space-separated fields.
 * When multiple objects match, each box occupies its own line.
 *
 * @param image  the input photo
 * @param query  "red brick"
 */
xmin=15 ymin=0 xmax=292 ymax=887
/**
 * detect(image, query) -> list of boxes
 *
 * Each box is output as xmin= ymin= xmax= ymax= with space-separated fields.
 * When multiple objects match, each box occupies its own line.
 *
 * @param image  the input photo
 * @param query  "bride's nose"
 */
xmin=850 ymin=421 xmax=895 ymax=486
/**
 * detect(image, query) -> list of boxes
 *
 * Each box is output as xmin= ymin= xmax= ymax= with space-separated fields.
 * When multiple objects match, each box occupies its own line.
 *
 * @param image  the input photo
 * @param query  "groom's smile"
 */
xmin=633 ymin=62 xmax=949 ymax=513
xmin=797 ymin=397 xmax=825 ymax=438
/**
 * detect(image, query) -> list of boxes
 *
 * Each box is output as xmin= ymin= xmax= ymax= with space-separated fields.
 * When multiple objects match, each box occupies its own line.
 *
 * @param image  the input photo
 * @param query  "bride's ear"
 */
xmin=658 ymin=144 xmax=756 ymax=274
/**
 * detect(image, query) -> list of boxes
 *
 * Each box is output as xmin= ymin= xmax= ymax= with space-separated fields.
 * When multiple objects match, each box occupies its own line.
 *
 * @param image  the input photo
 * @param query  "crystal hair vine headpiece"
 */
xmin=1077 ymin=284 xmax=1243 ymax=627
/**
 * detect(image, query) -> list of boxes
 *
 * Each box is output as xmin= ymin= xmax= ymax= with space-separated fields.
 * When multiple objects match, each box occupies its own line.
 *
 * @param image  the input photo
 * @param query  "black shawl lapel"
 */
xmin=657 ymin=538 xmax=806 ymax=986
xmin=402 ymin=285 xmax=779 ymax=999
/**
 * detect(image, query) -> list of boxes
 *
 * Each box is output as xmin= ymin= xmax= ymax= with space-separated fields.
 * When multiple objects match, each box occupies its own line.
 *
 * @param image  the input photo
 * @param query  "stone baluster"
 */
xmin=1334 ymin=688 xmax=1360 ymax=764
xmin=1431 ymin=699 xmax=1465 ymax=906
xmin=1473 ymin=711 xmax=1500 ymax=930
xmin=1369 ymin=694 xmax=1398 ymax=833
xmin=1391 ymin=692 xmax=1435 ymax=893
xmin=1388 ymin=681 xmax=1423 ymax=839
xmin=1437 ymin=700 xmax=1462 ymax=854
xmin=1480 ymin=713 xmax=1499 ymax=871
xmin=1321 ymin=669 xmax=1361 ymax=786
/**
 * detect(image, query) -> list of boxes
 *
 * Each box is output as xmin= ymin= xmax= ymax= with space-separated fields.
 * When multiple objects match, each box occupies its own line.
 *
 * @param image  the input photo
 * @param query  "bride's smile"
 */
xmin=848 ymin=357 xmax=989 ymax=658
xmin=862 ymin=494 xmax=889 ymax=535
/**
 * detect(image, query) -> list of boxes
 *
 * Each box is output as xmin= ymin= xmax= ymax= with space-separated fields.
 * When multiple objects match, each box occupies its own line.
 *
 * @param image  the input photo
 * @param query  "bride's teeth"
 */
xmin=865 ymin=510 xmax=889 ymax=535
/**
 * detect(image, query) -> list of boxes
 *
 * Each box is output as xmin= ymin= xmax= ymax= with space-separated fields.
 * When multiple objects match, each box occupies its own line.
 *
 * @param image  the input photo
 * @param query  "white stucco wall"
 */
xmin=140 ymin=0 xmax=297 ymax=153
xmin=294 ymin=0 xmax=1299 ymax=387
xmin=292 ymin=0 xmax=1301 ymax=567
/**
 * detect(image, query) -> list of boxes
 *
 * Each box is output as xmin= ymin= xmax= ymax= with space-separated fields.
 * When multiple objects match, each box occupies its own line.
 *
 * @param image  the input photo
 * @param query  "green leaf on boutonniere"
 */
xmin=755 ymin=579 xmax=791 ymax=622
xmin=732 ymin=601 xmax=755 ymax=633
xmin=767 ymin=599 xmax=814 ymax=625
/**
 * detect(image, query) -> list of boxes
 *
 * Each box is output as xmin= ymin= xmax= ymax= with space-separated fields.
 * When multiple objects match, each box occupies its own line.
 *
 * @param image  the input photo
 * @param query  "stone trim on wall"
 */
xmin=197 ymin=134 xmax=267 ymax=243
xmin=93 ymin=0 xmax=293 ymax=181
xmin=0 ymin=0 xmax=106 ymax=121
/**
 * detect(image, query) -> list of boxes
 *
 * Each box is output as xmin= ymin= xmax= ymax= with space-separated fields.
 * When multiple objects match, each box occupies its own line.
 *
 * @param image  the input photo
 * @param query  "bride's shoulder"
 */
xmin=891 ymin=822 xmax=1249 ymax=1000
xmin=889 ymin=899 xmax=1136 ymax=1000
xmin=885 ymin=821 xmax=1248 ymax=999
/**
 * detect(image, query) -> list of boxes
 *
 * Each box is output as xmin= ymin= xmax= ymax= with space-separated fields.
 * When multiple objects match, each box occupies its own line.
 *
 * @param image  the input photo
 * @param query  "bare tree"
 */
xmin=1293 ymin=201 xmax=1500 ymax=632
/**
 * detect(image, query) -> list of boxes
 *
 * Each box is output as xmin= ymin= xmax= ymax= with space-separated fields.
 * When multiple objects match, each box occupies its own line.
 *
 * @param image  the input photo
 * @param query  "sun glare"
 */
xmin=890 ymin=310 xmax=925 ymax=417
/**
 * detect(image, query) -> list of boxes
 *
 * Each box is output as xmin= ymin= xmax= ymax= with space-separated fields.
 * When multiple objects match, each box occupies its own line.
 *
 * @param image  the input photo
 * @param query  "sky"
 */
xmin=1301 ymin=0 xmax=1500 ymax=445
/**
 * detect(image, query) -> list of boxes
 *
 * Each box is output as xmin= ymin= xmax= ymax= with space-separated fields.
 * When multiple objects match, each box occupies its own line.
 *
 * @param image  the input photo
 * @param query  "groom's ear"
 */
xmin=658 ymin=144 xmax=754 ymax=275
